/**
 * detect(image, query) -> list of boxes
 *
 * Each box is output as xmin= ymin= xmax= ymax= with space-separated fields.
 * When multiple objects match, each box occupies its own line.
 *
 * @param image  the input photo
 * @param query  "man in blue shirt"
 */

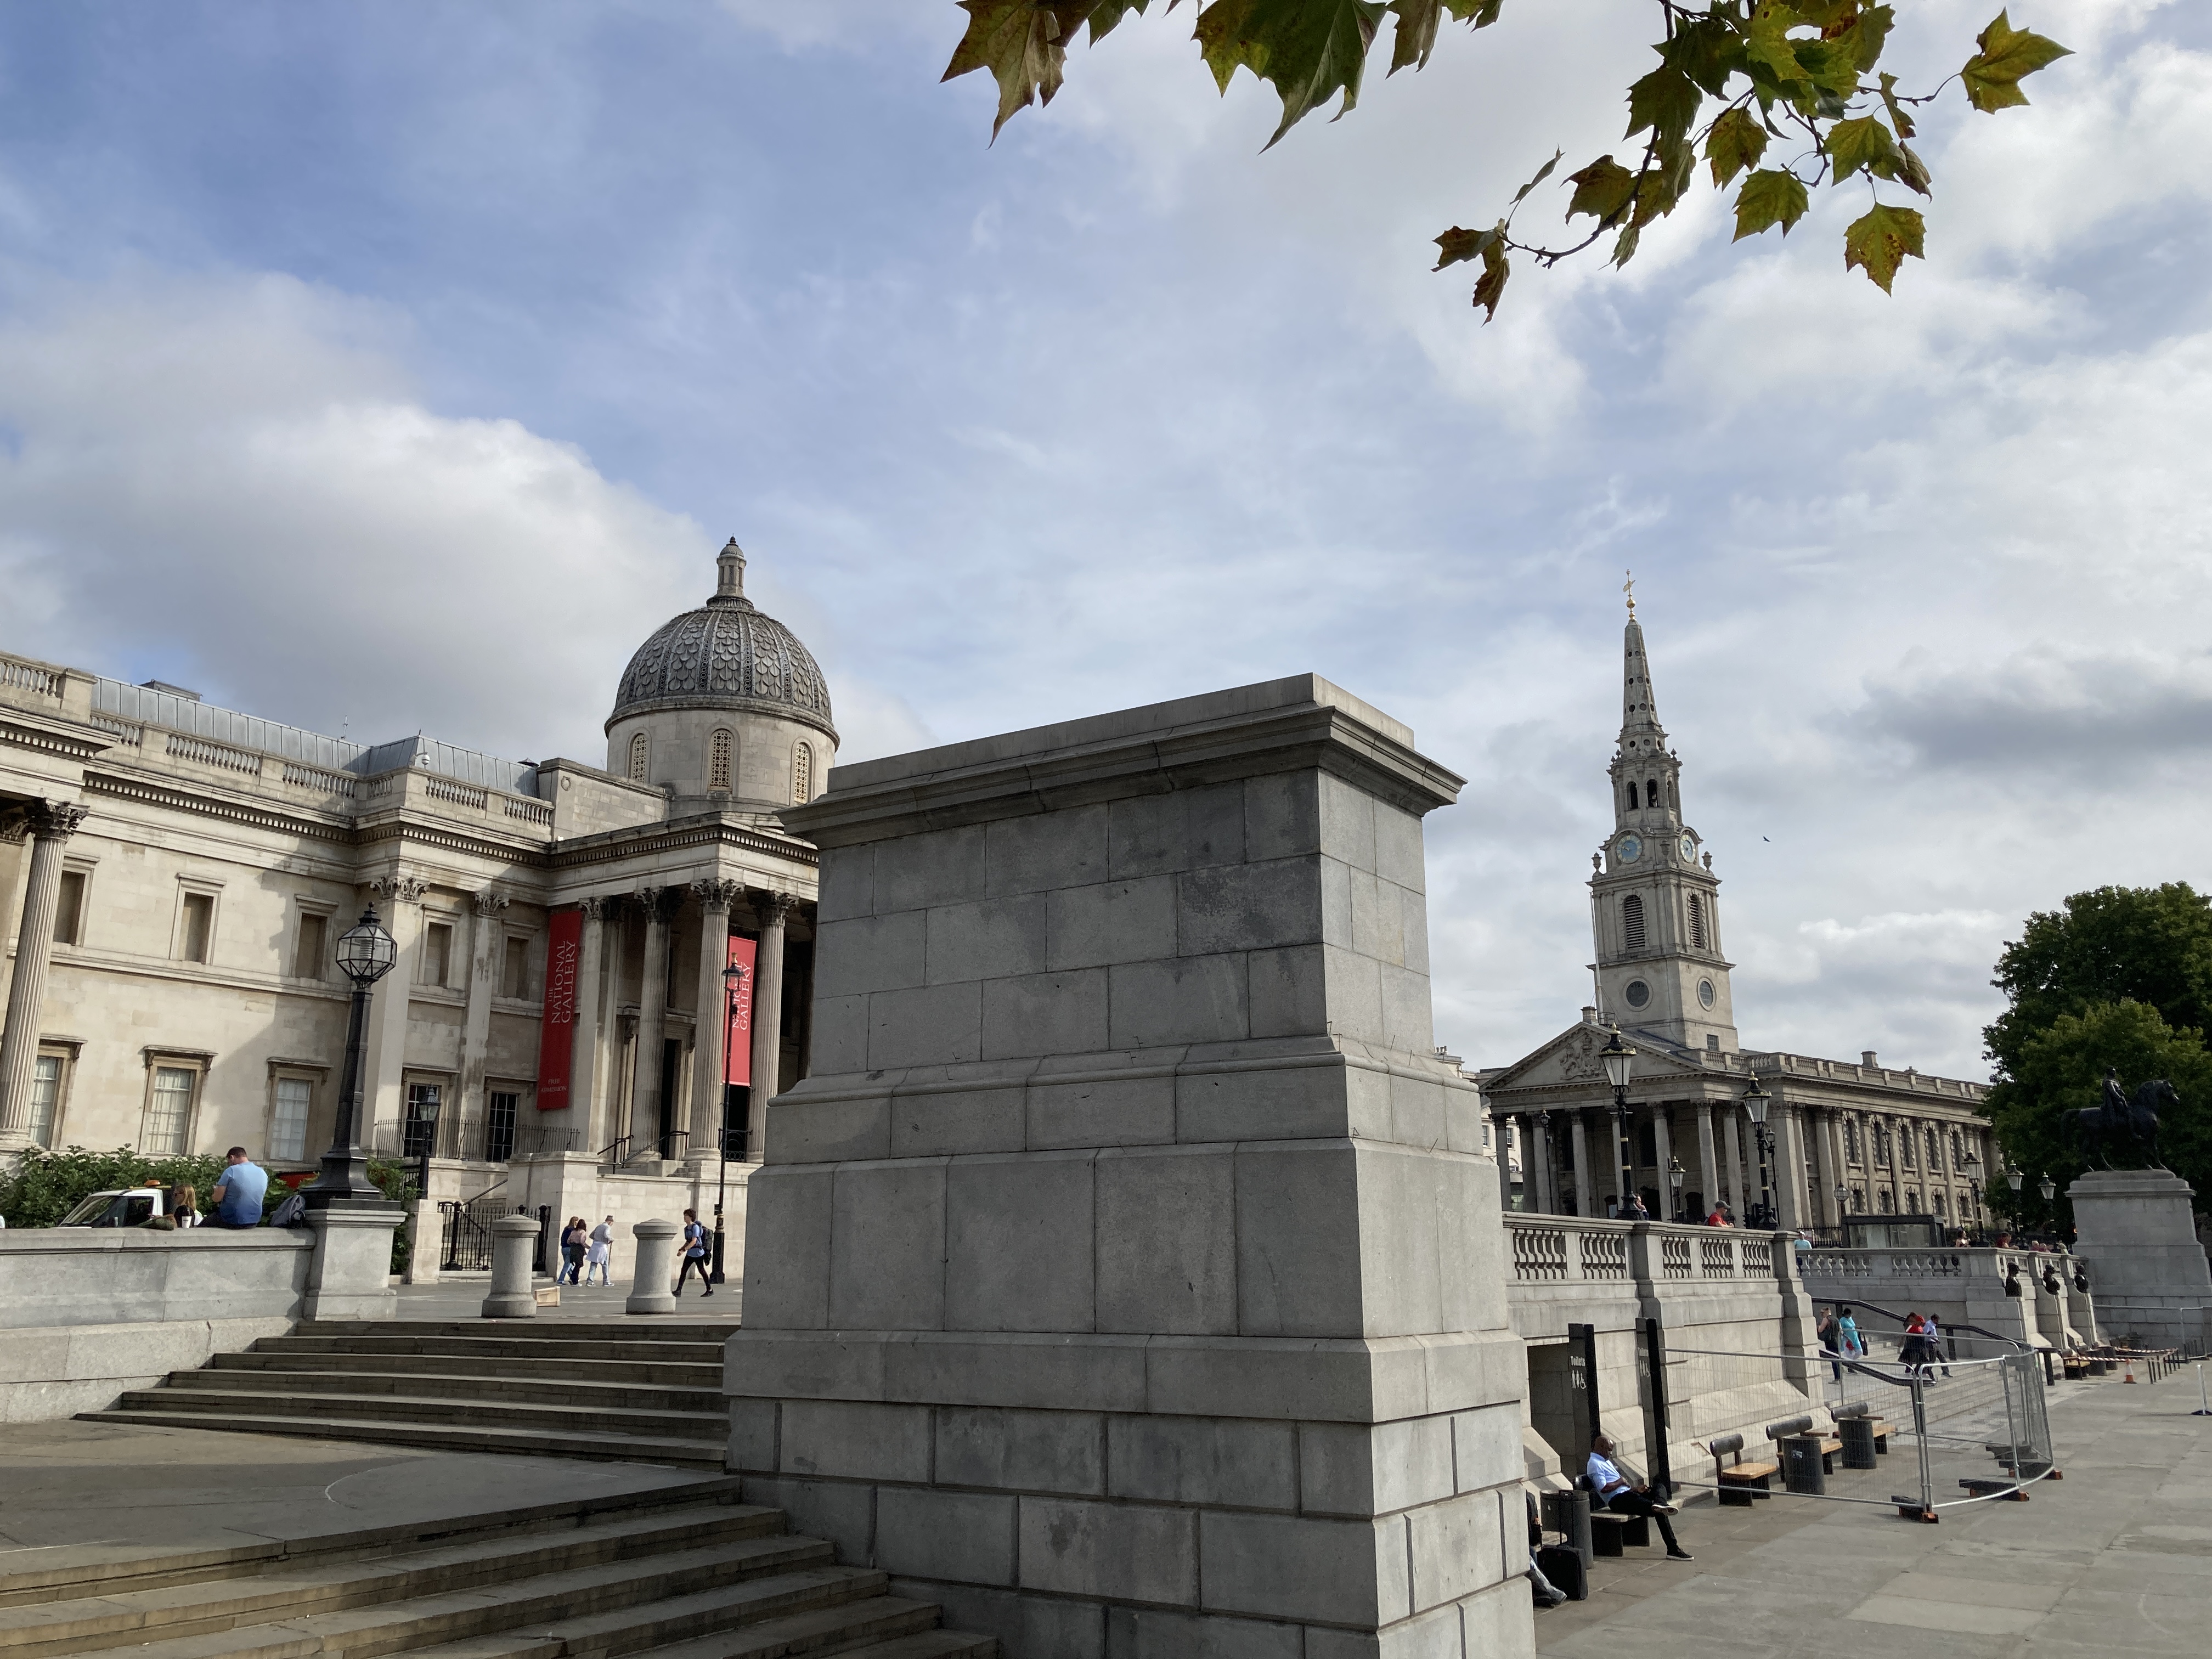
xmin=1589 ymin=1433 xmax=1692 ymax=1560
xmin=209 ymin=1148 xmax=268 ymax=1228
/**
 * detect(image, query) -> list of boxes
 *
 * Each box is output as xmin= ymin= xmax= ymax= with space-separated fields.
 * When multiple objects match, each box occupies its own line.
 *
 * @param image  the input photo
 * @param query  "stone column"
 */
xmin=1528 ymin=1114 xmax=1554 ymax=1213
xmin=1493 ymin=1114 xmax=1515 ymax=1209
xmin=569 ymin=896 xmax=610 ymax=1154
xmin=746 ymin=889 xmax=796 ymax=1162
xmin=1773 ymin=1104 xmax=1805 ymax=1229
xmin=627 ymin=885 xmax=678 ymax=1160
xmin=1652 ymin=1105 xmax=1676 ymax=1220
xmin=0 ymin=800 xmax=87 ymax=1149
xmin=1570 ymin=1109 xmax=1595 ymax=1217
xmin=456 ymin=889 xmax=507 ymax=1161
xmin=1695 ymin=1103 xmax=1719 ymax=1220
xmin=361 ymin=874 xmax=427 ymax=1155
xmin=729 ymin=675 xmax=1531 ymax=1657
xmin=1822 ymin=1111 xmax=1849 ymax=1224
xmin=1720 ymin=1105 xmax=1745 ymax=1212
xmin=482 ymin=1213 xmax=542 ymax=1318
xmin=691 ymin=880 xmax=741 ymax=1160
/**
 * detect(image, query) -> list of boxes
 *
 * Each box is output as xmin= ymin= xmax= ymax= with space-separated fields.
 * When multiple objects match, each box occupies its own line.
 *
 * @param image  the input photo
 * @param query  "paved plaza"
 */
xmin=1540 ymin=1367 xmax=2212 ymax=1657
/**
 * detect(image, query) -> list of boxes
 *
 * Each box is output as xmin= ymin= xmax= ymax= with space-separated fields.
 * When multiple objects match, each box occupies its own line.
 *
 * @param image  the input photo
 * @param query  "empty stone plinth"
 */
xmin=2069 ymin=1168 xmax=2212 ymax=1350
xmin=730 ymin=675 xmax=1533 ymax=1659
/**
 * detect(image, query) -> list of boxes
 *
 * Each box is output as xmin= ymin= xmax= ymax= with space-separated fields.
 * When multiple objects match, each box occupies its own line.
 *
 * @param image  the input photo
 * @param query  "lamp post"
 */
xmin=1742 ymin=1079 xmax=1775 ymax=1229
xmin=712 ymin=960 xmax=743 ymax=1284
xmin=1600 ymin=1026 xmax=1636 ymax=1217
xmin=1962 ymin=1149 xmax=1984 ymax=1239
xmin=1532 ymin=1105 xmax=1551 ymax=1214
xmin=1833 ymin=1182 xmax=1849 ymax=1239
xmin=304 ymin=905 xmax=398 ymax=1210
xmin=1667 ymin=1155 xmax=1686 ymax=1223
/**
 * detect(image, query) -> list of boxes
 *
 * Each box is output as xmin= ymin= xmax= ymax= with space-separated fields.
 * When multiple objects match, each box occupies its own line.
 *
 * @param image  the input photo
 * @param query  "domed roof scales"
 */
xmin=607 ymin=539 xmax=836 ymax=737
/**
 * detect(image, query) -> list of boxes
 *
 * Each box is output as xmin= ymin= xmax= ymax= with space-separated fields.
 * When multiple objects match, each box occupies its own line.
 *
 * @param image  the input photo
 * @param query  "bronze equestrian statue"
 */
xmin=2063 ymin=1068 xmax=2176 ymax=1170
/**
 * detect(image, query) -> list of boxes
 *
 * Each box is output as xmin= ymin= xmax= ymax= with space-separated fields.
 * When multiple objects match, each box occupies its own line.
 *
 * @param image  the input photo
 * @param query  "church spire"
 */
xmin=713 ymin=537 xmax=749 ymax=606
xmin=1620 ymin=569 xmax=1666 ymax=752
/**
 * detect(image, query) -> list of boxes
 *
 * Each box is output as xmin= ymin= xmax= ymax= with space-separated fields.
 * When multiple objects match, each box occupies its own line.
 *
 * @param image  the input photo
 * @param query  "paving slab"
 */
xmin=0 ymin=1417 xmax=718 ymax=1582
xmin=1538 ymin=1367 xmax=2212 ymax=1658
xmin=389 ymin=1278 xmax=732 ymax=1322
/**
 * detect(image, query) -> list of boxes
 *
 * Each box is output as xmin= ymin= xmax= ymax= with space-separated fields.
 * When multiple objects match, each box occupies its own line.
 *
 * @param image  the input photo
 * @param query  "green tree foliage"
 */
xmin=1982 ymin=885 xmax=2212 ymax=1227
xmin=941 ymin=3 xmax=2068 ymax=315
xmin=2 ymin=1146 xmax=240 ymax=1228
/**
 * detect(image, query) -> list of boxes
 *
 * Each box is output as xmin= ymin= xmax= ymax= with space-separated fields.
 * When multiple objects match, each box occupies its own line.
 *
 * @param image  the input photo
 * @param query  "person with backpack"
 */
xmin=560 ymin=1217 xmax=589 ymax=1285
xmin=675 ymin=1209 xmax=713 ymax=1297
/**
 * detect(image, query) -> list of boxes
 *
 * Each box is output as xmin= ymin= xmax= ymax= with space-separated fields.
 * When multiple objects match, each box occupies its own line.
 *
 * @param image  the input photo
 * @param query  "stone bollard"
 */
xmin=627 ymin=1218 xmax=679 ymax=1315
xmin=481 ymin=1214 xmax=542 ymax=1318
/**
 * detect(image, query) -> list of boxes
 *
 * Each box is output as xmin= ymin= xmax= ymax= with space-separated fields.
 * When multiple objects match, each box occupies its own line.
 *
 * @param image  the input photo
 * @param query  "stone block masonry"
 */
xmin=729 ymin=675 xmax=1536 ymax=1659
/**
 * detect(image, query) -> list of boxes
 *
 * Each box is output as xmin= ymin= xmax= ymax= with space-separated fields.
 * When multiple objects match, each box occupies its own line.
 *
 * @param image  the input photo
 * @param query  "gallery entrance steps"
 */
xmin=0 ymin=1476 xmax=993 ymax=1659
xmin=77 ymin=1320 xmax=741 ymax=1468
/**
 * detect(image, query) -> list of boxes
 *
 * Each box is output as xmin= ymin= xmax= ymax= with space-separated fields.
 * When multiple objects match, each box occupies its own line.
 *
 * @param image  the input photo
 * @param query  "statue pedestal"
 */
xmin=2068 ymin=1169 xmax=2211 ymax=1350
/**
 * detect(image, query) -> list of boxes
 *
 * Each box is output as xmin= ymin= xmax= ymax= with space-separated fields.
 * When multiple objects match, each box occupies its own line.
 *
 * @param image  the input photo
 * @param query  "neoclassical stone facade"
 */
xmin=1481 ymin=599 xmax=1995 ymax=1233
xmin=0 ymin=539 xmax=831 ymax=1259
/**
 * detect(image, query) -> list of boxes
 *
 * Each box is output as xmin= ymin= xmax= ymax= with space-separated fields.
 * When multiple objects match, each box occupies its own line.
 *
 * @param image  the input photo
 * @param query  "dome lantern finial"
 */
xmin=715 ymin=537 xmax=747 ymax=603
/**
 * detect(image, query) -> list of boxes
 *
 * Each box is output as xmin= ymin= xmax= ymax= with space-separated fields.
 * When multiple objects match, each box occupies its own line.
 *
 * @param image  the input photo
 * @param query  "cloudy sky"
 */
xmin=2 ymin=1 xmax=2206 ymax=1081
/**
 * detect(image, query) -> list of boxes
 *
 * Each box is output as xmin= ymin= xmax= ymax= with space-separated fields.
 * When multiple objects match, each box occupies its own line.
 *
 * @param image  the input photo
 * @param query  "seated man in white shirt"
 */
xmin=1587 ymin=1434 xmax=1693 ymax=1561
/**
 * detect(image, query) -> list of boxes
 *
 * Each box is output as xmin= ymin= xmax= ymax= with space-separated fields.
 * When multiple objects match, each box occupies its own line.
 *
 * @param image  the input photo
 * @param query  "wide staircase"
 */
xmin=0 ymin=1477 xmax=992 ymax=1658
xmin=80 ymin=1321 xmax=734 ymax=1466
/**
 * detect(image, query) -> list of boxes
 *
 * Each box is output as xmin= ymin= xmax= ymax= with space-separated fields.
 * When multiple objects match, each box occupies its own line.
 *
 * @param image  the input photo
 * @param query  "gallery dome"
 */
xmin=607 ymin=539 xmax=836 ymax=741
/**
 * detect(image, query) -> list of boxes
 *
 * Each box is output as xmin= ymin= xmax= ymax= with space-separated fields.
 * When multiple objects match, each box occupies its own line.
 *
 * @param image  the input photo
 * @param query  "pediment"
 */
xmin=1484 ymin=1022 xmax=1709 ymax=1096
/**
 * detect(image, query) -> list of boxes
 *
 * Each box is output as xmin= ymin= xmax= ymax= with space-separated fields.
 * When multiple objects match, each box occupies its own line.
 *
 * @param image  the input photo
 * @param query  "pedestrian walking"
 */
xmin=560 ymin=1216 xmax=588 ymax=1285
xmin=1899 ymin=1311 xmax=1931 ymax=1378
xmin=585 ymin=1215 xmax=614 ymax=1285
xmin=1836 ymin=1306 xmax=1865 ymax=1369
xmin=1923 ymin=1312 xmax=1952 ymax=1378
xmin=675 ymin=1208 xmax=714 ymax=1297
xmin=1816 ymin=1306 xmax=1843 ymax=1383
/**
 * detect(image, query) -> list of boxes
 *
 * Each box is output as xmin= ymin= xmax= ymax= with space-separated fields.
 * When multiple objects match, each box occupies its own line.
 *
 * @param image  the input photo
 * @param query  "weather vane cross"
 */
xmin=1623 ymin=569 xmax=1636 ymax=614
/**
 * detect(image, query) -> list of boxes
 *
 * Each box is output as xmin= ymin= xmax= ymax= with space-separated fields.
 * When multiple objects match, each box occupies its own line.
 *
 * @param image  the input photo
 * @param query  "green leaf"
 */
xmin=1962 ymin=10 xmax=2072 ymax=114
xmin=1511 ymin=148 xmax=1562 ymax=207
xmin=943 ymin=2 xmax=1088 ymax=139
xmin=1624 ymin=65 xmax=1702 ymax=147
xmin=1195 ymin=0 xmax=1391 ymax=148
xmin=1471 ymin=238 xmax=1509 ymax=321
xmin=1876 ymin=70 xmax=1916 ymax=138
xmin=1826 ymin=113 xmax=1899 ymax=183
xmin=1844 ymin=200 xmax=1925 ymax=291
xmin=1743 ymin=2 xmax=1808 ymax=87
xmin=1732 ymin=167 xmax=1810 ymax=240
xmin=1610 ymin=220 xmax=1641 ymax=269
xmin=1432 ymin=222 xmax=1501 ymax=270
xmin=1086 ymin=1 xmax=1154 ymax=42
xmin=1660 ymin=17 xmax=1748 ymax=98
xmin=1706 ymin=106 xmax=1769 ymax=188
xmin=1565 ymin=156 xmax=1636 ymax=223
xmin=1844 ymin=3 xmax=1894 ymax=72
xmin=1387 ymin=0 xmax=1442 ymax=73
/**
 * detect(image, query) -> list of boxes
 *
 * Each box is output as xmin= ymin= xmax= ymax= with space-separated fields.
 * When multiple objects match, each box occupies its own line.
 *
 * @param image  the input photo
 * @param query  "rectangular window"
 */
xmin=403 ymin=1082 xmax=441 ymax=1159
xmin=29 ymin=1054 xmax=64 ymax=1148
xmin=54 ymin=871 xmax=86 ymax=946
xmin=486 ymin=1090 xmax=519 ymax=1163
xmin=501 ymin=936 xmax=529 ymax=1000
xmin=295 ymin=912 xmax=328 ymax=980
xmin=179 ymin=892 xmax=214 ymax=963
xmin=420 ymin=922 xmax=453 ymax=987
xmin=146 ymin=1066 xmax=196 ymax=1153
xmin=271 ymin=1077 xmax=312 ymax=1162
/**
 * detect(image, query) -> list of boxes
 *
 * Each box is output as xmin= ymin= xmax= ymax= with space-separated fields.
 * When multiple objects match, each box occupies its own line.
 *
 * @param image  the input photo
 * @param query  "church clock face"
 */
xmin=1618 ymin=834 xmax=1641 ymax=863
xmin=1679 ymin=834 xmax=1696 ymax=862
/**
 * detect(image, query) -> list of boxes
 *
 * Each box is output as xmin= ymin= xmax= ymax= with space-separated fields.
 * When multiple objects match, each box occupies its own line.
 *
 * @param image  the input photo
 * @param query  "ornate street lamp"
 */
xmin=2005 ymin=1158 xmax=2025 ymax=1194
xmin=713 ymin=960 xmax=744 ymax=1283
xmin=2037 ymin=1173 xmax=2056 ymax=1204
xmin=1601 ymin=1026 xmax=1636 ymax=1217
xmin=1667 ymin=1155 xmax=1686 ymax=1222
xmin=304 ymin=906 xmax=398 ymax=1210
xmin=1742 ymin=1078 xmax=1776 ymax=1229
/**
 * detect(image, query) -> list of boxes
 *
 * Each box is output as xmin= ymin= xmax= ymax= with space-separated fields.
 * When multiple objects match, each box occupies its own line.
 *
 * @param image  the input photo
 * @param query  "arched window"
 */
xmin=1688 ymin=894 xmax=1707 ymax=949
xmin=792 ymin=741 xmax=813 ymax=804
xmin=628 ymin=732 xmax=649 ymax=782
xmin=1900 ymin=1127 xmax=1916 ymax=1169
xmin=1844 ymin=1120 xmax=1859 ymax=1162
xmin=709 ymin=729 xmax=733 ymax=792
xmin=1932 ymin=1190 xmax=1947 ymax=1216
xmin=1950 ymin=1129 xmax=1963 ymax=1170
xmin=1622 ymin=894 xmax=1646 ymax=952
xmin=1646 ymin=777 xmax=1660 ymax=806
xmin=1926 ymin=1126 xmax=1941 ymax=1170
xmin=1878 ymin=1187 xmax=1894 ymax=1214
xmin=1626 ymin=780 xmax=1639 ymax=809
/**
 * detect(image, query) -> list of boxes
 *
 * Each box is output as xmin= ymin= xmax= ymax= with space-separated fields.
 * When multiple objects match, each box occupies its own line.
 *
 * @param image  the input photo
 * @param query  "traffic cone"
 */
xmin=2122 ymin=1359 xmax=2136 ymax=1384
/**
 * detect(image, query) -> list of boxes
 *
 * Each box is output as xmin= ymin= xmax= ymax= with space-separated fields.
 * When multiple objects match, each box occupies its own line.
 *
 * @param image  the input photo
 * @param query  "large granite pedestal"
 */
xmin=2068 ymin=1169 xmax=2211 ymax=1350
xmin=727 ymin=676 xmax=1533 ymax=1659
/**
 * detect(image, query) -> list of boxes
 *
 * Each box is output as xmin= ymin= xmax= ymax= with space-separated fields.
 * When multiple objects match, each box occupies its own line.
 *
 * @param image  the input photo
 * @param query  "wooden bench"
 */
xmin=1707 ymin=1433 xmax=1779 ymax=1506
xmin=1577 ymin=1477 xmax=1652 ymax=1553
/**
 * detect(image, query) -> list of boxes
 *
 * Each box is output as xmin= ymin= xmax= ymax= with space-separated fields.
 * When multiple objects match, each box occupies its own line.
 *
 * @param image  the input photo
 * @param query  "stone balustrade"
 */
xmin=1798 ymin=1245 xmax=2096 ymax=1351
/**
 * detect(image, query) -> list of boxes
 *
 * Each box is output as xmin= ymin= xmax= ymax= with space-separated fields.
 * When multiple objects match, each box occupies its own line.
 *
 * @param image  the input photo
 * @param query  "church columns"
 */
xmin=1569 ymin=1110 xmax=1595 ymax=1217
xmin=627 ymin=885 xmax=680 ymax=1159
xmin=1773 ymin=1102 xmax=1805 ymax=1229
xmin=1818 ymin=1110 xmax=1848 ymax=1226
xmin=691 ymin=881 xmax=741 ymax=1161
xmin=1493 ymin=1114 xmax=1516 ymax=1210
xmin=0 ymin=800 xmax=87 ymax=1149
xmin=1695 ymin=1104 xmax=1719 ymax=1221
xmin=747 ymin=889 xmax=797 ymax=1162
xmin=361 ymin=873 xmax=426 ymax=1154
xmin=1651 ymin=1106 xmax=1677 ymax=1220
xmin=569 ymin=897 xmax=610 ymax=1153
xmin=1528 ymin=1114 xmax=1555 ymax=1213
xmin=1720 ymin=1104 xmax=1745 ymax=1213
xmin=455 ymin=889 xmax=507 ymax=1161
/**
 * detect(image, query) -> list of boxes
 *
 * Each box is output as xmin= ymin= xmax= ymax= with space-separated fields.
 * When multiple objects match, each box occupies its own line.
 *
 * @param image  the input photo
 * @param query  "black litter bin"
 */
xmin=1541 ymin=1488 xmax=1594 ymax=1567
xmin=1839 ymin=1417 xmax=1878 ymax=1470
xmin=1782 ymin=1435 xmax=1827 ymax=1494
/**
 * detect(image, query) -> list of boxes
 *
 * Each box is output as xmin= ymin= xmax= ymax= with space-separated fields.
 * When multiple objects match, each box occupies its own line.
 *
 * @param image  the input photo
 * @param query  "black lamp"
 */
xmin=1742 ymin=1079 xmax=1776 ymax=1229
xmin=1601 ymin=1026 xmax=1636 ymax=1216
xmin=304 ymin=905 xmax=398 ymax=1209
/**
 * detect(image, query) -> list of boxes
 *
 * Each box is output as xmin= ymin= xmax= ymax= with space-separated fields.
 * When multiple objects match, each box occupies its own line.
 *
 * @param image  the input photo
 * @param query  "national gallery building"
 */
xmin=0 ymin=539 xmax=828 ymax=1238
xmin=1477 ymin=602 xmax=1999 ymax=1234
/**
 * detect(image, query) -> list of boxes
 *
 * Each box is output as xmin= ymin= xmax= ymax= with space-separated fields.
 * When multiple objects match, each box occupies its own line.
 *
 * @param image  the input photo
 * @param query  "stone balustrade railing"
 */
xmin=1503 ymin=1214 xmax=1786 ymax=1289
xmin=0 ymin=652 xmax=64 ymax=700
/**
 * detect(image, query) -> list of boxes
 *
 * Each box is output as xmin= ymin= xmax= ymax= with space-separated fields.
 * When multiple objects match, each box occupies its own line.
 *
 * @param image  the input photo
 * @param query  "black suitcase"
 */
xmin=1537 ymin=1544 xmax=1589 ymax=1601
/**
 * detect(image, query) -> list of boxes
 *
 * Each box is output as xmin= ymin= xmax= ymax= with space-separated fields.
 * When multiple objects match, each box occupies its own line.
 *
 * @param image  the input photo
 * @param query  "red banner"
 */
xmin=535 ymin=907 xmax=584 ymax=1111
xmin=725 ymin=934 xmax=757 ymax=1087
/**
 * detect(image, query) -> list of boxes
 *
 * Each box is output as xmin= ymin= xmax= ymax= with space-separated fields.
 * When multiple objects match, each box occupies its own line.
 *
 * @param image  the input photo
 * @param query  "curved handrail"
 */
xmin=1826 ymin=1294 xmax=2027 ymax=1351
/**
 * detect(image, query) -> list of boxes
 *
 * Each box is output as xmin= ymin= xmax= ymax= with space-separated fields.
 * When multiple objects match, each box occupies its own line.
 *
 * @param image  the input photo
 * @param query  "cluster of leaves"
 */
xmin=1981 ymin=885 xmax=2212 ymax=1229
xmin=942 ymin=2 xmax=2068 ymax=317
xmin=2 ymin=1146 xmax=236 ymax=1228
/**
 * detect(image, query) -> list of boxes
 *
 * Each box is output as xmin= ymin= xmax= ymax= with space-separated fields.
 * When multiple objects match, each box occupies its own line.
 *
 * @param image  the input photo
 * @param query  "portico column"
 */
xmin=0 ymin=800 xmax=88 ymax=1149
xmin=1695 ymin=1103 xmax=1719 ymax=1220
xmin=747 ymin=890 xmax=797 ymax=1161
xmin=1820 ymin=1110 xmax=1848 ymax=1226
xmin=1721 ymin=1105 xmax=1745 ymax=1211
xmin=455 ymin=889 xmax=507 ymax=1162
xmin=1569 ymin=1109 xmax=1595 ymax=1218
xmin=627 ymin=885 xmax=679 ymax=1159
xmin=690 ymin=880 xmax=741 ymax=1161
xmin=1652 ymin=1106 xmax=1677 ymax=1220
xmin=361 ymin=873 xmax=427 ymax=1155
xmin=1774 ymin=1103 xmax=1805 ymax=1229
xmin=569 ymin=896 xmax=609 ymax=1154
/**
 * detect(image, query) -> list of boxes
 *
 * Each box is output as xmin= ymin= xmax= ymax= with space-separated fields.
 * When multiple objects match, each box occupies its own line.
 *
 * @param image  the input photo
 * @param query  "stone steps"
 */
xmin=172 ymin=1365 xmax=721 ymax=1414
xmin=72 ymin=1408 xmax=729 ymax=1468
xmin=210 ymin=1349 xmax=724 ymax=1390
xmin=124 ymin=1378 xmax=726 ymax=1433
xmin=0 ymin=1483 xmax=992 ymax=1659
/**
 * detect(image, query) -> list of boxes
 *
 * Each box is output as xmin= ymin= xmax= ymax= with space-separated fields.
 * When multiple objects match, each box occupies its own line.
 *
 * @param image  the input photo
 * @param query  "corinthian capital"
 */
xmin=29 ymin=800 xmax=89 ymax=841
xmin=578 ymin=894 xmax=610 ymax=921
xmin=637 ymin=883 xmax=682 ymax=923
xmin=370 ymin=873 xmax=429 ymax=904
xmin=752 ymin=888 xmax=799 ymax=925
xmin=691 ymin=878 xmax=743 ymax=912
xmin=473 ymin=889 xmax=511 ymax=918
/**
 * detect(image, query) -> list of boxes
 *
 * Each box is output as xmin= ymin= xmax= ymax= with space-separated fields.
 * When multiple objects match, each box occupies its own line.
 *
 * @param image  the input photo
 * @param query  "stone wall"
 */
xmin=729 ymin=675 xmax=1533 ymax=1659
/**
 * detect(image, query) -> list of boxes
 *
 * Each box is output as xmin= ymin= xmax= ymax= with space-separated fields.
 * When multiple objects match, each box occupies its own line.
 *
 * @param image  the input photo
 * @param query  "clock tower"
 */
xmin=1589 ymin=585 xmax=1737 ymax=1053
